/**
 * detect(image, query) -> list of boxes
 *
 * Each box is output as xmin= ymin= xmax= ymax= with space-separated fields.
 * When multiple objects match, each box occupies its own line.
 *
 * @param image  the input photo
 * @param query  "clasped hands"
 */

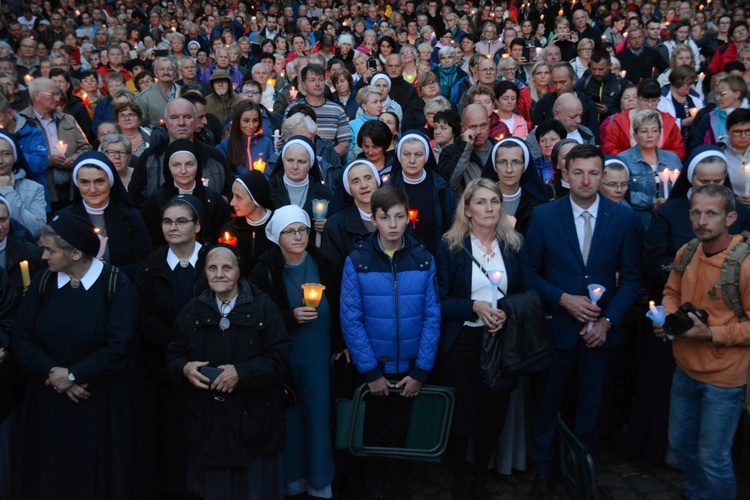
xmin=46 ymin=366 xmax=90 ymax=403
xmin=473 ymin=300 xmax=506 ymax=334
xmin=368 ymin=375 xmax=422 ymax=398
xmin=183 ymin=361 xmax=239 ymax=393
xmin=560 ymin=293 xmax=608 ymax=348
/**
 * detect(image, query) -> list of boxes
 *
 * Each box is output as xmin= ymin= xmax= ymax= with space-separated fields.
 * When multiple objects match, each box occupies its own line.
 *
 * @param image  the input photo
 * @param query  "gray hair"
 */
xmin=282 ymin=113 xmax=317 ymax=138
xmin=154 ymin=57 xmax=177 ymax=72
xmin=0 ymin=42 xmax=13 ymax=55
xmin=424 ymin=96 xmax=452 ymax=114
xmin=632 ymin=109 xmax=663 ymax=132
xmin=28 ymin=77 xmax=55 ymax=95
xmin=98 ymin=133 xmax=132 ymax=153
xmin=164 ymin=97 xmax=197 ymax=120
xmin=438 ymin=45 xmax=456 ymax=58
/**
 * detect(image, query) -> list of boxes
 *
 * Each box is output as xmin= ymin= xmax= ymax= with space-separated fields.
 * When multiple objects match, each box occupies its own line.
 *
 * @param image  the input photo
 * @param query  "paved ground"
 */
xmin=406 ymin=418 xmax=750 ymax=500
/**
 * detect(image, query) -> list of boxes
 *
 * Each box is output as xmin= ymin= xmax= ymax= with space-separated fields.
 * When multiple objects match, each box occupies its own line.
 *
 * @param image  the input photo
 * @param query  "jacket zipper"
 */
xmin=390 ymin=255 xmax=400 ymax=370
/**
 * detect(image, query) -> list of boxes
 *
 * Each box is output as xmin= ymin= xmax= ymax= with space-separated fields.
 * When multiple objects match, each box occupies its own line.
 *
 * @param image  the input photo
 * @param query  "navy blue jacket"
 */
xmin=524 ymin=195 xmax=641 ymax=349
xmin=436 ymin=236 xmax=527 ymax=353
xmin=341 ymin=232 xmax=441 ymax=383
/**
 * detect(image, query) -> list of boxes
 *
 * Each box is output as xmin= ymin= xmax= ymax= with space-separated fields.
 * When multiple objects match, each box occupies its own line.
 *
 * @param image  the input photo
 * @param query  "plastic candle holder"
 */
xmin=302 ymin=283 xmax=326 ymax=308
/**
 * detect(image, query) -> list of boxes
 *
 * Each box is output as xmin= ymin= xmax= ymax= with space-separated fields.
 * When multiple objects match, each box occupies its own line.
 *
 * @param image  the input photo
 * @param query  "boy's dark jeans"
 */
xmin=363 ymin=373 xmax=415 ymax=500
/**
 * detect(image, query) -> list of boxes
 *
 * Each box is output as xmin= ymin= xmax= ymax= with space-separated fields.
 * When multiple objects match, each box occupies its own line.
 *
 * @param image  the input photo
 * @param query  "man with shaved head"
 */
xmin=438 ymin=104 xmax=496 ymax=198
xmin=527 ymin=93 xmax=597 ymax=159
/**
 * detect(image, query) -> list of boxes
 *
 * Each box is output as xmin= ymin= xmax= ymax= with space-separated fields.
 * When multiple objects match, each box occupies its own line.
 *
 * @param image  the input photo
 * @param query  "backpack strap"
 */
xmin=38 ymin=269 xmax=54 ymax=301
xmin=712 ymin=231 xmax=750 ymax=323
xmin=664 ymin=238 xmax=701 ymax=273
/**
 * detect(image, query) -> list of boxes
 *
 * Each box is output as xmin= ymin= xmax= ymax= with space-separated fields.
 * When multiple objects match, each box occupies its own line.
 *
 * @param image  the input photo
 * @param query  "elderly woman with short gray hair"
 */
xmin=431 ymin=45 xmax=469 ymax=105
xmin=99 ymin=134 xmax=134 ymax=189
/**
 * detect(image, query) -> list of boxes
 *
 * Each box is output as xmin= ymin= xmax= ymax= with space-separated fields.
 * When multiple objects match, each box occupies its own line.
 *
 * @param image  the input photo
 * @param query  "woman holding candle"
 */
xmin=269 ymin=136 xmax=333 ymax=237
xmin=435 ymin=177 xmax=531 ymax=499
xmin=384 ymin=131 xmax=455 ymax=255
xmin=221 ymin=171 xmax=276 ymax=274
xmin=73 ymin=70 xmax=104 ymax=118
xmin=12 ymin=210 xmax=147 ymax=498
xmin=0 ymin=130 xmax=46 ymax=238
xmin=249 ymin=205 xmax=341 ymax=500
xmin=0 ymin=195 xmax=43 ymax=303
xmin=322 ymin=160 xmax=382 ymax=265
xmin=141 ymin=140 xmax=231 ymax=249
xmin=134 ymin=194 xmax=204 ymax=499
xmin=114 ymin=101 xmax=151 ymax=167
xmin=217 ymin=101 xmax=274 ymax=176
xmin=481 ymin=137 xmax=550 ymax=236
xmin=618 ymin=109 xmax=683 ymax=229
xmin=494 ymin=81 xmax=529 ymax=140
xmin=65 ymin=151 xmax=152 ymax=279
xmin=167 ymin=244 xmax=291 ymax=500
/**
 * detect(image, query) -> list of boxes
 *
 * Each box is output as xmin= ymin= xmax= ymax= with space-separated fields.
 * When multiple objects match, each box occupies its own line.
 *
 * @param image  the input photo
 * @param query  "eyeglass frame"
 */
xmin=161 ymin=218 xmax=197 ymax=227
xmin=280 ymin=227 xmax=311 ymax=237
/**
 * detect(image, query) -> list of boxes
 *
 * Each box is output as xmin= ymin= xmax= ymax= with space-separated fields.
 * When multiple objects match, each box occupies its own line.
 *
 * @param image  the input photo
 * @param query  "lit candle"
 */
xmin=201 ymin=177 xmax=208 ymax=187
xmin=657 ymin=169 xmax=671 ymax=198
xmin=301 ymin=283 xmax=326 ymax=308
xmin=171 ymin=26 xmax=176 ymax=31
xmin=744 ymin=165 xmax=750 ymax=195
xmin=669 ymin=169 xmax=680 ymax=184
xmin=82 ymin=92 xmax=90 ymax=106
xmin=94 ymin=228 xmax=108 ymax=260
xmin=698 ymin=72 xmax=705 ymax=81
xmin=253 ymin=156 xmax=266 ymax=173
xmin=267 ymin=77 xmax=276 ymax=88
xmin=619 ymin=70 xmax=627 ymax=78
xmin=487 ymin=269 xmax=504 ymax=307
xmin=541 ymin=14 xmax=544 ymax=20
xmin=312 ymin=199 xmax=329 ymax=247
xmin=502 ymin=53 xmax=509 ymax=59
xmin=535 ymin=47 xmax=543 ymax=56
xmin=408 ymin=209 xmax=418 ymax=227
xmin=272 ymin=129 xmax=282 ymax=150
xmin=558 ymin=8 xmax=564 ymax=15
xmin=24 ymin=74 xmax=33 ymax=85
xmin=689 ymin=107 xmax=698 ymax=117
xmin=586 ymin=284 xmax=606 ymax=332
xmin=646 ymin=300 xmax=666 ymax=327
xmin=220 ymin=231 xmax=238 ymax=247
xmin=494 ymin=134 xmax=505 ymax=141
xmin=289 ymin=86 xmax=298 ymax=99
xmin=57 ymin=140 xmax=67 ymax=156
xmin=601 ymin=34 xmax=606 ymax=41
xmin=19 ymin=260 xmax=30 ymax=288
xmin=486 ymin=54 xmax=492 ymax=59
xmin=75 ymin=9 xmax=80 ymax=16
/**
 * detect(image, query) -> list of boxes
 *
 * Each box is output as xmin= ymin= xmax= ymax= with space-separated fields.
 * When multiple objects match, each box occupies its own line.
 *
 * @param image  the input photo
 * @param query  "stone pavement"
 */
xmin=405 ymin=418 xmax=750 ymax=500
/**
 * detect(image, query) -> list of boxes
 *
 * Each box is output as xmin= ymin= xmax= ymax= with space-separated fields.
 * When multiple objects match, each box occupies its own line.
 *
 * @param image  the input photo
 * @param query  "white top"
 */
xmin=570 ymin=195 xmax=599 ymax=254
xmin=166 ymin=242 xmax=202 ymax=270
xmin=567 ymin=129 xmax=584 ymax=144
xmin=464 ymin=235 xmax=508 ymax=328
xmin=57 ymin=258 xmax=104 ymax=291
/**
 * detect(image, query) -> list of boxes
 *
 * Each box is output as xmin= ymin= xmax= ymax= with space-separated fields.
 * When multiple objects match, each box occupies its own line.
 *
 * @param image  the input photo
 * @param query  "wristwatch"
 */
xmin=68 ymin=372 xmax=76 ymax=383
xmin=604 ymin=317 xmax=614 ymax=329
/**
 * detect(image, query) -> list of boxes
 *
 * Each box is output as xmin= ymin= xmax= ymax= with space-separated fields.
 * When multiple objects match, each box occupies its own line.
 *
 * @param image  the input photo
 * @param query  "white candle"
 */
xmin=669 ymin=169 xmax=680 ymax=184
xmin=20 ymin=260 xmax=30 ymax=288
xmin=649 ymin=300 xmax=658 ymax=315
xmin=587 ymin=284 xmax=606 ymax=332
xmin=57 ymin=140 xmax=67 ymax=156
xmin=201 ymin=177 xmax=208 ymax=187
xmin=657 ymin=169 xmax=671 ymax=198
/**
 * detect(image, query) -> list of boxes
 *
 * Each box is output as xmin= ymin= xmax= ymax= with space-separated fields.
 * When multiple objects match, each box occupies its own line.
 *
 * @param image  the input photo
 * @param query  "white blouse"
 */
xmin=464 ymin=235 xmax=508 ymax=327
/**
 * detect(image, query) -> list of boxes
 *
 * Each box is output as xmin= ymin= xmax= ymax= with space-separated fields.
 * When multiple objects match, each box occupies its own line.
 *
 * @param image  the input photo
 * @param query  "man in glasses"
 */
xmin=14 ymin=37 xmax=40 ymax=80
xmin=19 ymin=77 xmax=92 ymax=211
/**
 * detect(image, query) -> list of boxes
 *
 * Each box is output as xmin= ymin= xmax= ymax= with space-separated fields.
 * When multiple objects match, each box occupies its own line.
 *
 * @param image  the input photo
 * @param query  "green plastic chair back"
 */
xmin=340 ymin=382 xmax=455 ymax=462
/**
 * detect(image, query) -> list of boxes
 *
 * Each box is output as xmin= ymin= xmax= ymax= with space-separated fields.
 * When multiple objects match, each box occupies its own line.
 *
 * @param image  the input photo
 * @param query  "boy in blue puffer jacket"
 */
xmin=340 ymin=186 xmax=441 ymax=500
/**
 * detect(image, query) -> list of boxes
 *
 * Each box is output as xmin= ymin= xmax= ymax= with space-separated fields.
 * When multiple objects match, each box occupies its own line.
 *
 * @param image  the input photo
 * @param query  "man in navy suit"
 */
xmin=524 ymin=144 xmax=641 ymax=499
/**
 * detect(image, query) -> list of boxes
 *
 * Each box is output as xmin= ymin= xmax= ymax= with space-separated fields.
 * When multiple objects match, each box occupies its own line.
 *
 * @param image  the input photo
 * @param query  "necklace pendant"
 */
xmin=70 ymin=279 xmax=80 ymax=289
xmin=219 ymin=317 xmax=231 ymax=331
xmin=179 ymin=259 xmax=189 ymax=268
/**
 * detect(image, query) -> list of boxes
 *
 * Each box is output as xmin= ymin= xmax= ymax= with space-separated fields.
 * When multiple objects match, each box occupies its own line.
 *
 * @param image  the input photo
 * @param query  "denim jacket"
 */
xmin=618 ymin=145 xmax=683 ymax=228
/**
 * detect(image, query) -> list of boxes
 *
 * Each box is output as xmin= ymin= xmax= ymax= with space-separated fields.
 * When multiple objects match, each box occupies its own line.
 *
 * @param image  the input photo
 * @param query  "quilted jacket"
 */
xmin=340 ymin=232 xmax=440 ymax=383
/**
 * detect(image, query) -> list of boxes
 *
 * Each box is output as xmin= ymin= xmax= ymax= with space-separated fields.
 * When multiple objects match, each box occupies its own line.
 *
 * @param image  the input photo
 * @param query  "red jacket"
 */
xmin=708 ymin=42 xmax=738 ymax=75
xmin=602 ymin=109 xmax=685 ymax=160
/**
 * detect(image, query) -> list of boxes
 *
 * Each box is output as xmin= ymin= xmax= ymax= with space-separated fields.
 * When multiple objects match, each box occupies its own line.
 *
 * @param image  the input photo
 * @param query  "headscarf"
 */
xmin=669 ymin=145 xmax=729 ymax=200
xmin=235 ymin=170 xmax=274 ymax=209
xmin=0 ymin=195 xmax=11 ymax=218
xmin=0 ymin=129 xmax=29 ymax=176
xmin=171 ymin=194 xmax=205 ymax=223
xmin=72 ymin=151 xmax=135 ymax=208
xmin=162 ymin=139 xmax=203 ymax=191
xmin=489 ymin=137 xmax=531 ymax=173
xmin=482 ymin=137 xmax=549 ymax=203
xmin=265 ymin=204 xmax=311 ymax=245
xmin=393 ymin=130 xmax=438 ymax=173
xmin=604 ymin=155 xmax=630 ymax=179
xmin=48 ymin=210 xmax=101 ymax=257
xmin=342 ymin=159 xmax=381 ymax=196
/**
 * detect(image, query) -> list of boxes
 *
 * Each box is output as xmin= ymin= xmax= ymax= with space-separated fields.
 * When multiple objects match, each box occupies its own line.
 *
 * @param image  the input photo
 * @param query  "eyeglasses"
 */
xmin=105 ymin=149 xmax=131 ymax=158
xmin=496 ymin=159 xmax=524 ymax=168
xmin=82 ymin=78 xmax=98 ymax=84
xmin=240 ymin=89 xmax=260 ymax=95
xmin=602 ymin=182 xmax=629 ymax=190
xmin=730 ymin=129 xmax=750 ymax=137
xmin=639 ymin=97 xmax=660 ymax=105
xmin=119 ymin=113 xmax=138 ymax=120
xmin=717 ymin=91 xmax=736 ymax=98
xmin=478 ymin=67 xmax=497 ymax=72
xmin=162 ymin=218 xmax=195 ymax=227
xmin=280 ymin=227 xmax=310 ymax=237
xmin=424 ymin=81 xmax=439 ymax=87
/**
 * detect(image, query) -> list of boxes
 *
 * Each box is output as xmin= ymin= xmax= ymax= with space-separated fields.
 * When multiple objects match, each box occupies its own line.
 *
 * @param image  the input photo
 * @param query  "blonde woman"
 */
xmin=435 ymin=177 xmax=528 ymax=499
xmin=657 ymin=44 xmax=696 ymax=88
xmin=571 ymin=38 xmax=594 ymax=79
xmin=519 ymin=61 xmax=553 ymax=129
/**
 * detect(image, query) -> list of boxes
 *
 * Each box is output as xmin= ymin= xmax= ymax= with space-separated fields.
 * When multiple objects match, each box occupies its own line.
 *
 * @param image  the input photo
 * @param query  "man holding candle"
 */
xmin=19 ymin=77 xmax=92 ymax=212
xmin=654 ymin=184 xmax=750 ymax=499
xmin=525 ymin=144 xmax=640 ymax=499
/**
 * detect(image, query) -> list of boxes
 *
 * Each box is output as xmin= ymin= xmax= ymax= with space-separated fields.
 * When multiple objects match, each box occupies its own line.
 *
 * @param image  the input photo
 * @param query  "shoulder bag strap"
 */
xmin=462 ymin=244 xmax=505 ymax=298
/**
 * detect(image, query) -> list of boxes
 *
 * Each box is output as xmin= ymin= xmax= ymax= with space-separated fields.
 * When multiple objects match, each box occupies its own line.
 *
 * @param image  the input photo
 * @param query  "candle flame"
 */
xmin=224 ymin=232 xmax=230 ymax=240
xmin=649 ymin=300 xmax=655 ymax=308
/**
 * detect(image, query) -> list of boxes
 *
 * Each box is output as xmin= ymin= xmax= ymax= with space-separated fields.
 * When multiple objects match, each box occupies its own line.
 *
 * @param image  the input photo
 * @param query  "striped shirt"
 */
xmin=286 ymin=98 xmax=352 ymax=146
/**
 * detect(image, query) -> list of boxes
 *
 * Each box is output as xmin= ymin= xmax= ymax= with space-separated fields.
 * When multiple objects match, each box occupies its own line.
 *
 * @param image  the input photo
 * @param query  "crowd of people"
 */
xmin=0 ymin=0 xmax=748 ymax=498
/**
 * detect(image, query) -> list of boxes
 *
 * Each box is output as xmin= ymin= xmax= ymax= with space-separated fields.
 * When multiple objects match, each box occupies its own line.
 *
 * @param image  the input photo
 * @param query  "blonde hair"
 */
xmin=443 ymin=178 xmax=523 ymax=253
xmin=633 ymin=109 xmax=663 ymax=132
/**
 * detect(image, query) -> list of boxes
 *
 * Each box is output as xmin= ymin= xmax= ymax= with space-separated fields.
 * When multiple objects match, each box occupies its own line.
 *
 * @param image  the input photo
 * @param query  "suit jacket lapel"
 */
xmin=587 ymin=200 xmax=611 ymax=265
xmin=558 ymin=199 xmax=585 ymax=268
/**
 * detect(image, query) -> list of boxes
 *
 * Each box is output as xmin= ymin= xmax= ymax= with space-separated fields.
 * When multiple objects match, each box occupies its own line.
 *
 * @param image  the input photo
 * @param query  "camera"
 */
xmin=663 ymin=302 xmax=709 ymax=337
